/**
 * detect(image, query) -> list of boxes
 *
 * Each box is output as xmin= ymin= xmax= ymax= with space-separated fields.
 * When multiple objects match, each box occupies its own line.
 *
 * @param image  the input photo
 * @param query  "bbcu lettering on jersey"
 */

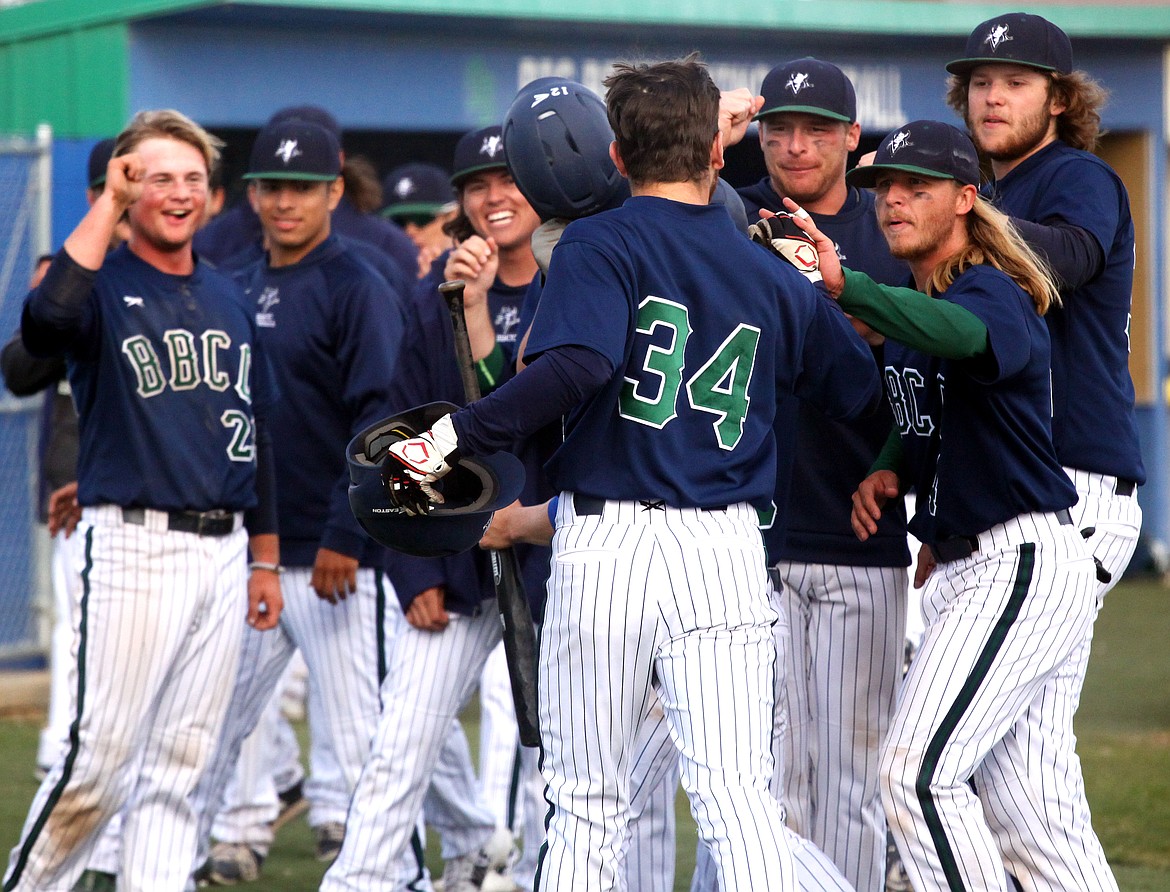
xmin=883 ymin=365 xmax=940 ymax=438
xmin=121 ymin=329 xmax=253 ymax=403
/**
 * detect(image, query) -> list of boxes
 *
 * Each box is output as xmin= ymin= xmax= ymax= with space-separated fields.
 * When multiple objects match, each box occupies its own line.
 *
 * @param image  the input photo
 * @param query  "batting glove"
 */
xmin=384 ymin=414 xmax=460 ymax=515
xmin=749 ymin=213 xmax=823 ymax=284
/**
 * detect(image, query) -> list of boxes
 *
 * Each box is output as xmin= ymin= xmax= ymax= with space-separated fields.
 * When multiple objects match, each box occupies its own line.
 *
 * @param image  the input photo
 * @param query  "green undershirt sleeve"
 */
xmin=869 ymin=424 xmax=906 ymax=484
xmin=475 ymin=342 xmax=507 ymax=393
xmin=838 ymin=268 xmax=990 ymax=360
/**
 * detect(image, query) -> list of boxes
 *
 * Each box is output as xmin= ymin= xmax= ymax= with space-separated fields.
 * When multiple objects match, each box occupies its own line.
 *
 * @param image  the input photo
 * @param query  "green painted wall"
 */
xmin=0 ymin=23 xmax=129 ymax=137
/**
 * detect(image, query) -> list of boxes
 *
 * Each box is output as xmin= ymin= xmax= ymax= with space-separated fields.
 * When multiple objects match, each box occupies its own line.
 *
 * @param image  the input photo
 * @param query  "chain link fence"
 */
xmin=0 ymin=124 xmax=52 ymax=664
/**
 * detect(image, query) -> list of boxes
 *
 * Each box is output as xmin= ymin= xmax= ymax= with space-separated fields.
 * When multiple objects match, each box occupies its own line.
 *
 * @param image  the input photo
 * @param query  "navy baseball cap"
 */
xmin=946 ymin=13 xmax=1073 ymax=76
xmin=380 ymin=162 xmax=457 ymax=220
xmin=87 ymin=138 xmax=116 ymax=189
xmin=846 ymin=120 xmax=981 ymax=189
xmin=266 ymin=104 xmax=343 ymax=141
xmin=755 ymin=57 xmax=856 ymax=124
xmin=243 ymin=120 xmax=341 ymax=181
xmin=450 ymin=125 xmax=507 ymax=188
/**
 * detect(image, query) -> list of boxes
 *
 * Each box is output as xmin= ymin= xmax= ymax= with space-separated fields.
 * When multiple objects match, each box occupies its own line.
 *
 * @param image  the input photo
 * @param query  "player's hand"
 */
xmin=749 ymin=212 xmax=823 ymax=284
xmin=312 ymin=547 xmax=359 ymax=604
xmin=384 ymin=415 xmax=459 ymax=514
xmin=417 ymin=241 xmax=449 ymax=279
xmin=479 ymin=499 xmax=555 ymax=549
xmin=914 ymin=542 xmax=937 ymax=588
xmin=444 ymin=235 xmax=498 ymax=312
xmin=103 ymin=153 xmax=145 ymax=211
xmin=406 ymin=586 xmax=450 ymax=632
xmin=847 ymin=314 xmax=886 ymax=346
xmin=719 ymin=88 xmax=764 ymax=148
xmin=851 ymin=470 xmax=900 ymax=541
xmin=47 ymin=481 xmax=81 ymax=538
xmin=778 ymin=199 xmax=846 ymax=298
xmin=247 ymin=569 xmax=283 ymax=631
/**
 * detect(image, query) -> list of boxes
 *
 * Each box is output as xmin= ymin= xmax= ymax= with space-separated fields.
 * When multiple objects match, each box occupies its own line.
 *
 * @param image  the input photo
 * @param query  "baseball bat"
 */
xmin=438 ymin=279 xmax=542 ymax=748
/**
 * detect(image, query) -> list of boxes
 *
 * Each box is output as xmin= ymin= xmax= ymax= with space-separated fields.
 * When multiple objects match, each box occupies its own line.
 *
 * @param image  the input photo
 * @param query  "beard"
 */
xmin=969 ymin=106 xmax=1054 ymax=163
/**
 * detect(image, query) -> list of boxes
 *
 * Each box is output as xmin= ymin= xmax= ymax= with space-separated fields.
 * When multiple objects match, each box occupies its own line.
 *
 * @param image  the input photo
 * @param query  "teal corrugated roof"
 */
xmin=3 ymin=0 xmax=1170 ymax=41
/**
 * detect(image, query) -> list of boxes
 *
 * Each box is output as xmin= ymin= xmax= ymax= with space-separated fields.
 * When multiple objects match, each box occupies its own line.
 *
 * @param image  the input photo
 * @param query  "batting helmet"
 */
xmin=347 ymin=402 xmax=525 ymax=557
xmin=503 ymin=77 xmax=628 ymax=222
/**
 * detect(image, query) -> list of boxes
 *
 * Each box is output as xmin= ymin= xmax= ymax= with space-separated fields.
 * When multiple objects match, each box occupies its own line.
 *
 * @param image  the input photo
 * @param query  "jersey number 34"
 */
xmin=619 ymin=295 xmax=760 ymax=451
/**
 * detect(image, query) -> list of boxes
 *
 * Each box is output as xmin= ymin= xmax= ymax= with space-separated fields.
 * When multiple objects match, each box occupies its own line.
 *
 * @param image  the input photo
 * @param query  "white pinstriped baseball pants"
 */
xmin=777 ymin=562 xmax=907 ymax=892
xmin=320 ymin=605 xmax=502 ymax=892
xmin=882 ymin=510 xmax=1109 ymax=892
xmin=534 ymin=496 xmax=795 ymax=892
xmin=4 ymin=508 xmax=248 ymax=892
xmin=975 ymin=472 xmax=1139 ymax=892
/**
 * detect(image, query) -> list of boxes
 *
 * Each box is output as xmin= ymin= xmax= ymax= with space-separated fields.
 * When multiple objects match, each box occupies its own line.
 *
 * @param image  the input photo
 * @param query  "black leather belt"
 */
xmin=122 ymin=506 xmax=236 ymax=537
xmin=572 ymin=494 xmax=727 ymax=516
xmin=929 ymin=508 xmax=1072 ymax=564
xmin=1115 ymin=479 xmax=1137 ymax=497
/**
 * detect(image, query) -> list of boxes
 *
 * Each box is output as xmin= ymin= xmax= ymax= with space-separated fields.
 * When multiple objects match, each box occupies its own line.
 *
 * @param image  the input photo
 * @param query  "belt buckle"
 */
xmin=193 ymin=509 xmax=230 ymax=536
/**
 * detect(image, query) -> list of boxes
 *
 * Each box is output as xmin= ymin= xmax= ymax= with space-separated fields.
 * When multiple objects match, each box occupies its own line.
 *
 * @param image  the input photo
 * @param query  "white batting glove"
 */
xmin=749 ymin=213 xmax=823 ymax=284
xmin=385 ymin=414 xmax=459 ymax=514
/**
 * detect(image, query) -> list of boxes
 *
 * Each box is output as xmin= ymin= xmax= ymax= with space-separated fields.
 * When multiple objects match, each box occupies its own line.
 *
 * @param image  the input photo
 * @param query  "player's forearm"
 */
xmin=838 ymin=269 xmax=989 ymax=359
xmin=452 ymin=344 xmax=611 ymax=455
xmin=63 ymin=190 xmax=127 ymax=271
xmin=1 ymin=330 xmax=66 ymax=396
xmin=244 ymin=417 xmax=279 ymax=537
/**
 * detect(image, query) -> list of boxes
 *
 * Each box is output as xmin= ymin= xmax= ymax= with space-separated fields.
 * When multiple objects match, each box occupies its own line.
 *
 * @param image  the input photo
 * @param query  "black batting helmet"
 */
xmin=502 ymin=77 xmax=628 ymax=222
xmin=347 ymin=403 xmax=525 ymax=557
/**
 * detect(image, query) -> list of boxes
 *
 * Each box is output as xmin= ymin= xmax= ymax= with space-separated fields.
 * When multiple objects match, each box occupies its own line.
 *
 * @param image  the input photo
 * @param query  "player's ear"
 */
xmin=710 ymin=130 xmax=725 ymax=172
xmin=326 ymin=176 xmax=344 ymax=211
xmin=246 ymin=182 xmax=260 ymax=214
xmin=955 ymin=183 xmax=978 ymax=215
xmin=609 ymin=141 xmax=628 ymax=178
xmin=845 ymin=121 xmax=861 ymax=153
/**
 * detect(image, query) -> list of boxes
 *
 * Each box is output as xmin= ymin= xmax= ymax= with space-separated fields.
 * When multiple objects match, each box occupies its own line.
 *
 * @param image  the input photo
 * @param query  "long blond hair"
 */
xmin=926 ymin=195 xmax=1060 ymax=315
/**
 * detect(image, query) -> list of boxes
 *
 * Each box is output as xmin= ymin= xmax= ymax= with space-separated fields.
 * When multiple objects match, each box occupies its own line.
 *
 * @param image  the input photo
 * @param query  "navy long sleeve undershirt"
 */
xmin=1011 ymin=217 xmax=1104 ymax=290
xmin=451 ymin=344 xmax=612 ymax=456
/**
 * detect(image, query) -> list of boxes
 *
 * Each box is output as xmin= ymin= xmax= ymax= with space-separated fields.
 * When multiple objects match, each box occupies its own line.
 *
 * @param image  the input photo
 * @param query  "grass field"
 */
xmin=1 ymin=578 xmax=1168 ymax=890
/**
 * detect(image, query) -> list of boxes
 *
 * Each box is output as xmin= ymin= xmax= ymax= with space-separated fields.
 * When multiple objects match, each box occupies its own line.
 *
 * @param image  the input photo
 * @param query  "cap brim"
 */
xmin=945 ymin=56 xmax=1060 ymax=75
xmin=846 ymin=163 xmax=961 ymax=189
xmin=380 ymin=201 xmax=444 ymax=219
xmin=754 ymin=104 xmax=853 ymax=123
xmin=242 ymin=171 xmax=339 ymax=181
xmin=450 ymin=161 xmax=508 ymax=187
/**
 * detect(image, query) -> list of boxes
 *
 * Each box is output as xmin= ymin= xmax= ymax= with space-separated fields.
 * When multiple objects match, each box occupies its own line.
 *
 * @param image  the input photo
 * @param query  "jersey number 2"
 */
xmin=619 ymin=296 xmax=759 ymax=451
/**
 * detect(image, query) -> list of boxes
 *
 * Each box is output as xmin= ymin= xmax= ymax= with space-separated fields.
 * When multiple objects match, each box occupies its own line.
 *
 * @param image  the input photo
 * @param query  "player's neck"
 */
xmin=496 ymin=245 xmax=538 ymax=288
xmin=128 ymin=237 xmax=195 ymax=276
xmin=269 ymin=227 xmax=330 ymax=268
xmin=632 ymin=179 xmax=710 ymax=205
xmin=988 ymin=130 xmax=1059 ymax=181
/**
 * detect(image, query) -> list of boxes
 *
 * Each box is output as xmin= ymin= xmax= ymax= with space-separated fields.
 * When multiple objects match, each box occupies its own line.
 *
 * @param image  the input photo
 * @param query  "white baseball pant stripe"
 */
xmin=882 ymin=510 xmax=1103 ymax=892
xmin=533 ymin=496 xmax=794 ymax=892
xmin=975 ymin=472 xmax=1139 ymax=892
xmin=37 ymin=531 xmax=84 ymax=771
xmin=778 ymin=561 xmax=906 ymax=892
xmin=689 ymin=579 xmax=856 ymax=892
xmin=5 ymin=506 xmax=247 ymax=892
xmin=320 ymin=605 xmax=502 ymax=892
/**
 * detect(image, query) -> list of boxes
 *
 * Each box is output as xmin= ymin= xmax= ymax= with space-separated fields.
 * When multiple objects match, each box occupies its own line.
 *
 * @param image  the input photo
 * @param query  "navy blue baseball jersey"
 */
xmin=741 ymin=184 xmax=911 ymax=567
xmin=884 ymin=264 xmax=1076 ymax=544
xmin=22 ymin=245 xmax=276 ymax=512
xmin=235 ymin=234 xmax=407 ymax=568
xmin=986 ymin=140 xmax=1144 ymax=484
xmin=524 ymin=195 xmax=881 ymax=510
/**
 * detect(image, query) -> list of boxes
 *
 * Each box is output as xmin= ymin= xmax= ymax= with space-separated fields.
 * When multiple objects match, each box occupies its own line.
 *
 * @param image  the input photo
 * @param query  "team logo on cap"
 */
xmin=275 ymin=139 xmax=302 ymax=165
xmin=786 ymin=72 xmax=812 ymax=95
xmin=480 ymin=135 xmax=503 ymax=158
xmin=984 ymin=23 xmax=1013 ymax=51
xmin=887 ymin=130 xmax=913 ymax=155
xmin=394 ymin=177 xmax=415 ymax=199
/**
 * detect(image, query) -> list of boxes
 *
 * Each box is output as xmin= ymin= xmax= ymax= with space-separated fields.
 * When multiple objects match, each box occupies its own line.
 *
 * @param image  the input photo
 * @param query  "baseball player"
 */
xmin=3 ymin=109 xmax=282 ymax=892
xmin=789 ymin=118 xmax=1111 ymax=892
xmin=380 ymin=56 xmax=882 ymax=892
xmin=710 ymin=58 xmax=910 ymax=892
xmin=189 ymin=118 xmax=487 ymax=889
xmin=943 ymin=17 xmax=1143 ymax=889
xmin=379 ymin=162 xmax=458 ymax=276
